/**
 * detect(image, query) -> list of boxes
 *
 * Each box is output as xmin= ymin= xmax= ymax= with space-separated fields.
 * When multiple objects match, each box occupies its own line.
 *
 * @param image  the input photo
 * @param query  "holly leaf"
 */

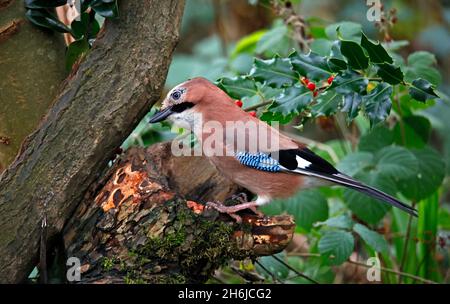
xmin=25 ymin=8 xmax=71 ymax=33
xmin=250 ymin=56 xmax=298 ymax=88
xmin=341 ymin=93 xmax=362 ymax=121
xmin=362 ymin=82 xmax=393 ymax=126
xmin=330 ymin=71 xmax=368 ymax=95
xmin=269 ymin=85 xmax=312 ymax=116
xmin=340 ymin=40 xmax=369 ymax=70
xmin=360 ymin=33 xmax=393 ymax=64
xmin=289 ymin=51 xmax=332 ymax=81
xmin=326 ymin=22 xmax=362 ymax=41
xmin=311 ymin=90 xmax=342 ymax=117
xmin=408 ymin=78 xmax=439 ymax=102
xmin=217 ymin=76 xmax=258 ymax=99
xmin=353 ymin=223 xmax=389 ymax=253
xmin=377 ymin=63 xmax=404 ymax=85
xmin=319 ymin=230 xmax=354 ymax=265
xmin=328 ymin=41 xmax=347 ymax=72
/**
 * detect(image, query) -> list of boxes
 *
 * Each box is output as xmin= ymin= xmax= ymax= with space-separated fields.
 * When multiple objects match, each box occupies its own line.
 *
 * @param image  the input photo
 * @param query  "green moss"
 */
xmin=101 ymin=257 xmax=116 ymax=271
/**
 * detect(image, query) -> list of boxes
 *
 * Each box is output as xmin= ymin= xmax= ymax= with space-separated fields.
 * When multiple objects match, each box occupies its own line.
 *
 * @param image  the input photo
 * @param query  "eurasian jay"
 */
xmin=149 ymin=77 xmax=417 ymax=220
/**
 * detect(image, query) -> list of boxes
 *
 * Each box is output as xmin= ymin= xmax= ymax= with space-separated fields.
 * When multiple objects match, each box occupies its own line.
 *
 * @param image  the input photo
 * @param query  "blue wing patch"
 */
xmin=235 ymin=152 xmax=281 ymax=172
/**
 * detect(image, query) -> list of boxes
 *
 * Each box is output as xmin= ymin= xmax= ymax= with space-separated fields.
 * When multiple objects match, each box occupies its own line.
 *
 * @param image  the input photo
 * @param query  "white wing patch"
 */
xmin=295 ymin=155 xmax=311 ymax=169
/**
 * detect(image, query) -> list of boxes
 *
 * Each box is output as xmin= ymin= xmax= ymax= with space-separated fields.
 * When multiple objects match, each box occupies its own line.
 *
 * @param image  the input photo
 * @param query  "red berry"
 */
xmin=327 ymin=76 xmax=334 ymax=84
xmin=307 ymin=82 xmax=316 ymax=91
xmin=235 ymin=100 xmax=243 ymax=107
xmin=313 ymin=90 xmax=318 ymax=97
xmin=249 ymin=111 xmax=257 ymax=117
xmin=301 ymin=77 xmax=310 ymax=85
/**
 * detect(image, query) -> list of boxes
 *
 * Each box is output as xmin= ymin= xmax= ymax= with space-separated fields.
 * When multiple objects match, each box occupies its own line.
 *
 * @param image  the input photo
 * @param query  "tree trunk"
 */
xmin=0 ymin=0 xmax=67 ymax=171
xmin=0 ymin=0 xmax=185 ymax=283
xmin=62 ymin=143 xmax=294 ymax=283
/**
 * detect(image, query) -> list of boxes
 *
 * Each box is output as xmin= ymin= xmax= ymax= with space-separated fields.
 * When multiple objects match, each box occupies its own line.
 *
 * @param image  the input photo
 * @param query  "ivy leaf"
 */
xmin=319 ymin=230 xmax=354 ymax=265
xmin=353 ymin=223 xmax=389 ymax=253
xmin=269 ymin=85 xmax=312 ymax=116
xmin=360 ymin=33 xmax=393 ymax=64
xmin=289 ymin=51 xmax=332 ymax=81
xmin=404 ymin=51 xmax=441 ymax=86
xmin=377 ymin=63 xmax=404 ymax=85
xmin=408 ymin=78 xmax=439 ymax=102
xmin=311 ymin=90 xmax=342 ymax=117
xmin=362 ymin=82 xmax=393 ymax=126
xmin=250 ymin=56 xmax=298 ymax=88
xmin=283 ymin=190 xmax=329 ymax=231
xmin=316 ymin=215 xmax=354 ymax=230
xmin=358 ymin=124 xmax=394 ymax=152
xmin=340 ymin=40 xmax=369 ymax=70
xmin=217 ymin=76 xmax=257 ymax=99
xmin=25 ymin=8 xmax=72 ymax=33
xmin=65 ymin=39 xmax=90 ymax=71
xmin=398 ymin=147 xmax=446 ymax=201
xmin=341 ymin=93 xmax=362 ymax=121
xmin=24 ymin=0 xmax=68 ymax=8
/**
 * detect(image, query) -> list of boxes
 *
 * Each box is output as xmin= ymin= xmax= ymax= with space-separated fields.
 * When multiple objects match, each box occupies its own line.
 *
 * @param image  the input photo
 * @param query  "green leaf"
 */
xmin=343 ymin=172 xmax=395 ymax=224
xmin=217 ymin=76 xmax=257 ymax=99
xmin=65 ymin=39 xmax=90 ymax=71
xmin=289 ymin=51 xmax=332 ymax=81
xmin=330 ymin=71 xmax=368 ymax=95
xmin=256 ymin=253 xmax=290 ymax=280
xmin=91 ymin=0 xmax=118 ymax=18
xmin=358 ymin=124 xmax=394 ymax=152
xmin=375 ymin=146 xmax=418 ymax=179
xmin=353 ymin=223 xmax=389 ymax=253
xmin=360 ymin=33 xmax=393 ymax=64
xmin=340 ymin=40 xmax=369 ymax=70
xmin=231 ymin=30 xmax=266 ymax=58
xmin=377 ymin=63 xmax=404 ymax=85
xmin=250 ymin=56 xmax=298 ymax=88
xmin=25 ymin=8 xmax=72 ymax=33
xmin=318 ymin=230 xmax=354 ymax=265
xmin=328 ymin=41 xmax=347 ymax=72
xmin=408 ymin=78 xmax=439 ymax=102
xmin=259 ymin=111 xmax=293 ymax=124
xmin=398 ymin=147 xmax=446 ymax=201
xmin=269 ymin=85 xmax=312 ymax=116
xmin=284 ymin=190 xmax=329 ymax=231
xmin=404 ymin=51 xmax=441 ymax=86
xmin=362 ymin=82 xmax=393 ymax=126
xmin=71 ymin=12 xmax=100 ymax=40
xmin=341 ymin=93 xmax=362 ymax=121
xmin=337 ymin=152 xmax=373 ymax=176
xmin=256 ymin=24 xmax=288 ymax=55
xmin=393 ymin=115 xmax=431 ymax=149
xmin=325 ymin=22 xmax=362 ymax=41
xmin=316 ymin=215 xmax=354 ymax=230
xmin=25 ymin=0 xmax=67 ymax=9
xmin=311 ymin=90 xmax=342 ymax=117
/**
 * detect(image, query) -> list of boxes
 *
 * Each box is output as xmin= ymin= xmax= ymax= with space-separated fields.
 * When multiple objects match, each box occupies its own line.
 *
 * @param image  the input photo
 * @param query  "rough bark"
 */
xmin=0 ymin=0 xmax=185 ymax=283
xmin=63 ymin=143 xmax=295 ymax=283
xmin=0 ymin=0 xmax=67 ymax=171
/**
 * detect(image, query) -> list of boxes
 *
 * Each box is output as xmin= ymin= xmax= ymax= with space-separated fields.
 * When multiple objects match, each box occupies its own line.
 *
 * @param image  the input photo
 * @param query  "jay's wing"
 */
xmin=235 ymin=148 xmax=418 ymax=217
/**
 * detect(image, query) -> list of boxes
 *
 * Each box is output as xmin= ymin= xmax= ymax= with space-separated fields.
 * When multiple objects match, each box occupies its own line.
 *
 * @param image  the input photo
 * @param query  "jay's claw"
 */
xmin=206 ymin=201 xmax=262 ymax=223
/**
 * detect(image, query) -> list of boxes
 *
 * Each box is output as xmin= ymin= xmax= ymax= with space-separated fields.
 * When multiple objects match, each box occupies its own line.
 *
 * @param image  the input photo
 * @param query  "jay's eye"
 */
xmin=171 ymin=90 xmax=181 ymax=100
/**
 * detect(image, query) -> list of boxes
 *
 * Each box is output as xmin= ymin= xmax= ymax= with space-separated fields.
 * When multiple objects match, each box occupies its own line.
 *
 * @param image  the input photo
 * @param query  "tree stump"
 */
xmin=63 ymin=143 xmax=295 ymax=283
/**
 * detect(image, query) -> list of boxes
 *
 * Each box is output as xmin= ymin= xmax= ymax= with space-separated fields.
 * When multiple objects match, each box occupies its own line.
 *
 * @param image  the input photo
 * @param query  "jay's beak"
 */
xmin=148 ymin=106 xmax=173 ymax=123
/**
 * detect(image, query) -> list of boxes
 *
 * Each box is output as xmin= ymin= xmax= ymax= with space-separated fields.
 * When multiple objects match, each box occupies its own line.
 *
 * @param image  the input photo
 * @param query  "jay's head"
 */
xmin=148 ymin=77 xmax=231 ymax=129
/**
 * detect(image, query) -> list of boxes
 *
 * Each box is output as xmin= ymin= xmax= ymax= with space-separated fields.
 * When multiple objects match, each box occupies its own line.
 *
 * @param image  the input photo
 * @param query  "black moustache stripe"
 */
xmin=171 ymin=102 xmax=195 ymax=113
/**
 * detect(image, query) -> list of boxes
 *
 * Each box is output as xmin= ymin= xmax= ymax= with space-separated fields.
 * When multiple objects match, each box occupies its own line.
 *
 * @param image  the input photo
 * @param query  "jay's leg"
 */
xmin=206 ymin=201 xmax=263 ymax=223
